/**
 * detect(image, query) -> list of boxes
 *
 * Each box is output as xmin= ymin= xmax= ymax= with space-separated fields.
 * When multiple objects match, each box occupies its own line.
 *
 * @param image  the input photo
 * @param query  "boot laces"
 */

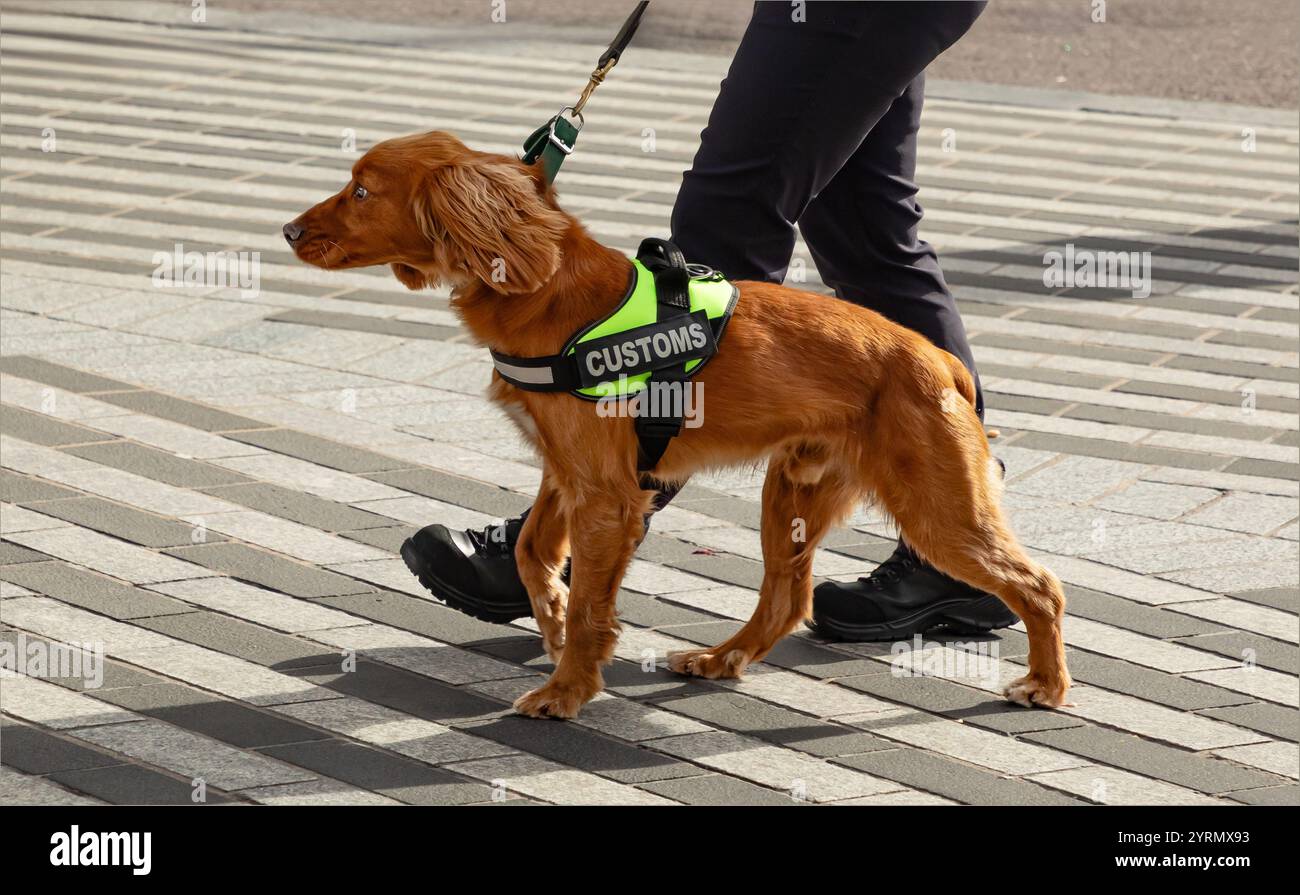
xmin=861 ymin=553 xmax=916 ymax=589
xmin=466 ymin=516 xmax=522 ymax=557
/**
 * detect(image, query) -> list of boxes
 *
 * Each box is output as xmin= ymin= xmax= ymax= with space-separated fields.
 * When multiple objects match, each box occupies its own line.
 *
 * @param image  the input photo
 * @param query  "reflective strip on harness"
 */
xmin=492 ymin=357 xmax=560 ymax=387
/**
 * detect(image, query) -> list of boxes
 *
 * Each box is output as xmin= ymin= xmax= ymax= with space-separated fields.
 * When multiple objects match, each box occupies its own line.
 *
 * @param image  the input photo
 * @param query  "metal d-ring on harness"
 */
xmin=506 ymin=2 xmax=738 ymax=475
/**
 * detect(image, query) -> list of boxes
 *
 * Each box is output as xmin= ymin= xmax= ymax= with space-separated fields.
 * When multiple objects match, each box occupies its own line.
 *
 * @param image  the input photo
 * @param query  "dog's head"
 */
xmin=285 ymin=130 xmax=569 ymax=293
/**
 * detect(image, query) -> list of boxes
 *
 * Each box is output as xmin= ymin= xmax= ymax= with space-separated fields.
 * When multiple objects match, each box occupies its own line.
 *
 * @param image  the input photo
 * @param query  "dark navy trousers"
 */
xmin=670 ymin=0 xmax=987 ymax=418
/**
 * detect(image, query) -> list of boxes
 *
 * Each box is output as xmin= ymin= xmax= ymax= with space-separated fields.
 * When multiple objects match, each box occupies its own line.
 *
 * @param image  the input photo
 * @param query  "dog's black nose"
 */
xmin=282 ymin=221 xmax=305 ymax=245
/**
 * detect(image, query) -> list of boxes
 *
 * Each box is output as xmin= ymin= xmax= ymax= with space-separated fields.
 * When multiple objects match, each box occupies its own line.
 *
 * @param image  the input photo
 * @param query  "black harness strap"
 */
xmin=633 ymin=238 xmax=693 ymax=472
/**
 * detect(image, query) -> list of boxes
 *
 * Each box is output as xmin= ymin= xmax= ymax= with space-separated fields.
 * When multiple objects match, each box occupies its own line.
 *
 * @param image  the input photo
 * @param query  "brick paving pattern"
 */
xmin=0 ymin=7 xmax=1296 ymax=805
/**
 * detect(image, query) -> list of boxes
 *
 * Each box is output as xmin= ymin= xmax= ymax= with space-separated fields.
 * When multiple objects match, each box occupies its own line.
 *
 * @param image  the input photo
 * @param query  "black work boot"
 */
xmin=809 ymin=542 xmax=1019 ymax=641
xmin=400 ymin=512 xmax=535 ymax=624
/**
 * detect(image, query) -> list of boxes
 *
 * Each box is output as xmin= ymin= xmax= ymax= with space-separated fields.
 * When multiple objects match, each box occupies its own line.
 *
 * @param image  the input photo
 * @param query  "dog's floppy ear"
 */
xmin=389 ymin=262 xmax=432 ymax=291
xmin=421 ymin=158 xmax=568 ymax=294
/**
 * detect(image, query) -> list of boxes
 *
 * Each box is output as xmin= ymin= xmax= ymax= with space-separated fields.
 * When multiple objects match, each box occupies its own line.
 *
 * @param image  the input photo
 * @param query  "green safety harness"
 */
xmin=495 ymin=2 xmax=738 ymax=473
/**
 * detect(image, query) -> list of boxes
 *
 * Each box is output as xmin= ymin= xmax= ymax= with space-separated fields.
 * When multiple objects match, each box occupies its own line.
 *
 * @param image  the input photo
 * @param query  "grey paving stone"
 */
xmin=667 ymin=496 xmax=763 ymax=529
xmin=658 ymin=620 xmax=884 ymax=679
xmin=833 ymin=747 xmax=1084 ymax=806
xmin=1046 ymin=650 xmax=1253 ymax=711
xmin=338 ymin=525 xmax=417 ymax=553
xmin=976 ymin=361 xmax=1116 ymax=390
xmin=0 ymin=631 xmax=164 ymax=691
xmin=93 ymin=390 xmax=270 ymax=432
xmin=1172 ymin=631 xmax=1299 ymax=675
xmin=71 ymin=719 xmax=316 ymax=792
xmin=266 ymin=308 xmax=460 ymax=341
xmin=1225 ymin=784 xmax=1300 ymax=806
xmin=617 ymin=590 xmax=722 ymax=628
xmin=0 ymin=470 xmax=80 ymax=503
xmin=1230 ymin=586 xmax=1299 ymax=613
xmin=666 ymin=552 xmax=765 ymax=589
xmin=96 ymin=683 xmax=334 ymax=748
xmin=1063 ymin=404 xmax=1283 ymax=442
xmin=986 ymin=393 xmax=1073 ymax=416
xmin=1012 ymin=432 xmax=1226 ymax=470
xmin=1064 ymin=584 xmax=1224 ymax=639
xmin=0 ymin=541 xmax=51 ymax=564
xmin=1196 ymin=702 xmax=1300 ymax=742
xmin=0 ymin=765 xmax=104 ymax=805
xmin=0 ymin=406 xmax=111 ymax=446
xmin=313 ymin=589 xmax=527 ymax=646
xmin=604 ymin=656 xmax=724 ymax=701
xmin=443 ymin=633 xmax=553 ymax=669
xmin=223 ymin=428 xmax=410 ymax=474
xmin=1223 ymin=457 xmax=1300 ymax=482
xmin=199 ymin=481 xmax=396 ymax=532
xmin=1160 ymin=354 xmax=1299 ymax=385
xmin=835 ymin=672 xmax=1084 ymax=734
xmin=257 ymin=739 xmax=488 ymax=805
xmin=969 ymin=332 xmax=1164 ymax=365
xmin=0 ymin=719 xmax=126 ymax=775
xmin=334 ymin=287 xmax=449 ymax=310
xmin=0 ymin=561 xmax=192 ymax=619
xmin=364 ymin=468 xmax=533 ymax=517
xmin=1023 ymin=726 xmax=1283 ymax=795
xmin=50 ymin=763 xmax=234 ymax=805
xmin=62 ymin=441 xmax=253 ymax=488
xmin=293 ymin=659 xmax=503 ymax=724
xmin=637 ymin=773 xmax=799 ymax=806
xmin=1116 ymin=379 xmax=1299 ymax=413
xmin=657 ymin=692 xmax=894 ymax=757
xmin=633 ymin=533 xmax=714 ymax=566
xmin=459 ymin=716 xmax=697 ymax=784
xmin=22 ymin=496 xmax=217 ymax=548
xmin=164 ymin=542 xmax=376 ymax=598
xmin=1208 ymin=329 xmax=1300 ymax=353
xmin=765 ymin=634 xmax=897 ymax=678
xmin=0 ymin=355 xmax=138 ymax=393
xmin=136 ymin=611 xmax=336 ymax=670
xmin=1019 ymin=308 xmax=1204 ymax=340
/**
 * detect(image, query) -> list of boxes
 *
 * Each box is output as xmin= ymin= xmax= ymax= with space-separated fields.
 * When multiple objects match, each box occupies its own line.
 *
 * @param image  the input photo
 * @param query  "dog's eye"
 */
xmin=352 ymin=185 xmax=368 ymax=200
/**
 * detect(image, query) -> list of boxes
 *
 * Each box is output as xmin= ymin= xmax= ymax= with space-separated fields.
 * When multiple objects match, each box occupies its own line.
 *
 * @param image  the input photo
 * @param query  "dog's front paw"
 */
xmin=512 ymin=681 xmax=592 ymax=719
xmin=667 ymin=648 xmax=750 ymax=680
xmin=1004 ymin=673 xmax=1070 ymax=708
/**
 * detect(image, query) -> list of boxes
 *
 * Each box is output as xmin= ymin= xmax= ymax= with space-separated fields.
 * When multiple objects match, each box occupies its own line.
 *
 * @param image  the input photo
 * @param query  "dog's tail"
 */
xmin=940 ymin=350 xmax=1001 ymax=439
xmin=943 ymin=350 xmax=977 ymax=410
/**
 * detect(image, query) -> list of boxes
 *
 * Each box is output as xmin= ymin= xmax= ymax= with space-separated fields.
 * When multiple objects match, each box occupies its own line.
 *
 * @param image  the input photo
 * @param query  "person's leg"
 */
xmin=671 ymin=1 xmax=986 ymax=284
xmin=797 ymin=74 xmax=984 ymax=417
xmin=405 ymin=0 xmax=990 ymax=622
xmin=659 ymin=0 xmax=987 ymax=514
xmin=794 ymin=74 xmax=1014 ymax=640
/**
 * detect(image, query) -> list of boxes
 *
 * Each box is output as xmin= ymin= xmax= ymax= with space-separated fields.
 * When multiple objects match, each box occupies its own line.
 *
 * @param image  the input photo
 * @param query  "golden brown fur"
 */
xmin=288 ymin=130 xmax=1070 ymax=719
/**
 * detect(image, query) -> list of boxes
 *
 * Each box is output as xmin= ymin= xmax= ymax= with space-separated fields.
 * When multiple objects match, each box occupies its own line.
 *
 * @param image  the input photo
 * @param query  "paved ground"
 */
xmin=0 ymin=4 xmax=1297 ymax=806
xmin=219 ymin=0 xmax=1300 ymax=108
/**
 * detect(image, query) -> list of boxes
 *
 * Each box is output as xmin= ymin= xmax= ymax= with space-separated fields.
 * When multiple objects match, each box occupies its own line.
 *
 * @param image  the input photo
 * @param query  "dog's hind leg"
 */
xmin=669 ymin=442 xmax=857 ymax=679
xmin=873 ymin=408 xmax=1071 ymax=708
xmin=514 ymin=483 xmax=648 ymax=719
xmin=515 ymin=468 xmax=570 ymax=662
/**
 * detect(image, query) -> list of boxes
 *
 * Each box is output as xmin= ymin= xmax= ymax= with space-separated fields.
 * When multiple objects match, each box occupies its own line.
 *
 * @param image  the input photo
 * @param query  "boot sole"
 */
xmin=809 ymin=595 xmax=1019 ymax=642
xmin=399 ymin=537 xmax=532 ymax=624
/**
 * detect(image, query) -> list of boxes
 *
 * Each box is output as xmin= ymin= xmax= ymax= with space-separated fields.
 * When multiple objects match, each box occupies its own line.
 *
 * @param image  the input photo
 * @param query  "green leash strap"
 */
xmin=521 ymin=1 xmax=649 ymax=184
xmin=521 ymin=112 xmax=581 ymax=185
